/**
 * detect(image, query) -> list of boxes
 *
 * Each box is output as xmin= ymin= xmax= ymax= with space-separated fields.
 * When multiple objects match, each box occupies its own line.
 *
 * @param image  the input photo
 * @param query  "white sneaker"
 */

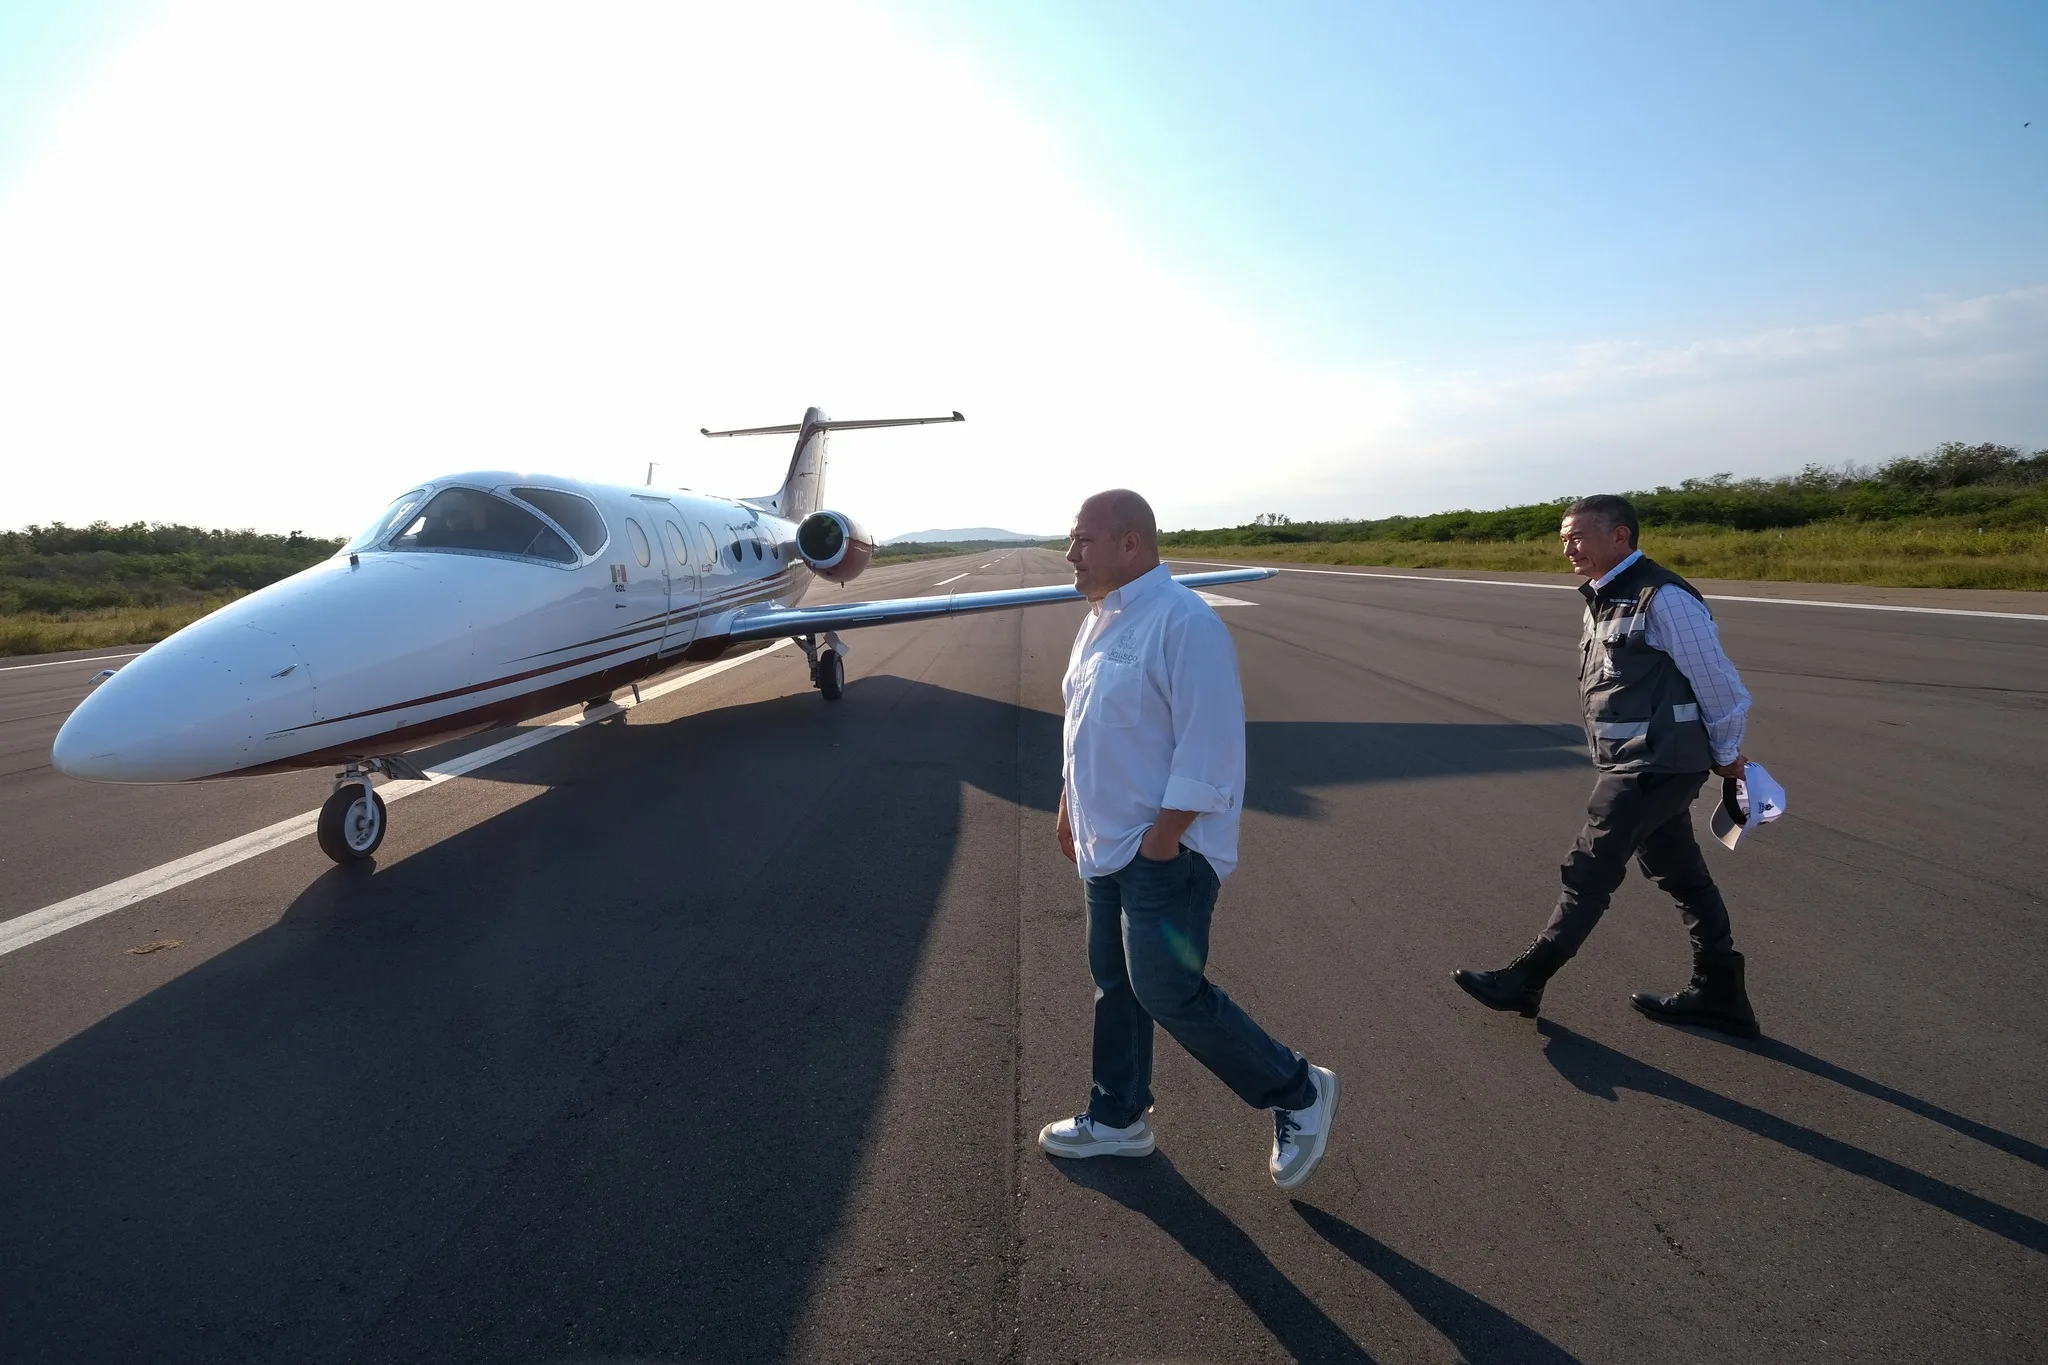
xmin=1270 ymin=1064 xmax=1340 ymax=1191
xmin=1038 ymin=1112 xmax=1156 ymax=1159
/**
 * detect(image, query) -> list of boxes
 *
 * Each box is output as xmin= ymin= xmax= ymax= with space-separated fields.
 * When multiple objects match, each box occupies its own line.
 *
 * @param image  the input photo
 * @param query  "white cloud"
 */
xmin=0 ymin=1 xmax=2041 ymax=539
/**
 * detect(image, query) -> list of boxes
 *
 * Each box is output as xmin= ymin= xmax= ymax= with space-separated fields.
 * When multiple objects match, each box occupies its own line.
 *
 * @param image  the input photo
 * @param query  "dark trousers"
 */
xmin=1084 ymin=848 xmax=1313 ymax=1129
xmin=1540 ymin=770 xmax=1735 ymax=960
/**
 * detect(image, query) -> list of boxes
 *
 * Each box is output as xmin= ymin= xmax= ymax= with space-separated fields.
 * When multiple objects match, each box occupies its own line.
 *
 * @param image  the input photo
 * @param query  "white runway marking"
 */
xmin=1195 ymin=591 xmax=1257 ymax=607
xmin=0 ymin=641 xmax=793 ymax=960
xmin=933 ymin=572 xmax=971 ymax=586
xmin=0 ymin=650 xmax=146 ymax=674
xmin=1166 ymin=560 xmax=2048 ymax=621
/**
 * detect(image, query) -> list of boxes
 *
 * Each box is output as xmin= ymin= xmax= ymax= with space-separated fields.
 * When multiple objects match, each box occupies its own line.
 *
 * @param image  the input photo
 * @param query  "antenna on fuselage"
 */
xmin=645 ymin=462 xmax=659 ymax=487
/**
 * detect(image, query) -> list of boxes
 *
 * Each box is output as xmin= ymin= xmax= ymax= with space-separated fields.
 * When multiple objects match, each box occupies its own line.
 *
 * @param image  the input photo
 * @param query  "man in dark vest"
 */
xmin=1452 ymin=494 xmax=1760 ymax=1036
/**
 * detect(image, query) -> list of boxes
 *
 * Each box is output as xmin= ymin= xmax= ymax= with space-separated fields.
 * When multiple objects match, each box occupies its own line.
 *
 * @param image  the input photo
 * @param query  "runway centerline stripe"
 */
xmin=0 ymin=641 xmax=794 ymax=960
xmin=0 ymin=650 xmax=147 ymax=673
xmin=1165 ymin=559 xmax=2048 ymax=621
xmin=933 ymin=572 xmax=970 ymax=586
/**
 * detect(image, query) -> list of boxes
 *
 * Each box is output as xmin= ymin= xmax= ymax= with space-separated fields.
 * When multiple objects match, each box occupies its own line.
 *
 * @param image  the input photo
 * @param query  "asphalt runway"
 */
xmin=1 ymin=547 xmax=2042 ymax=1363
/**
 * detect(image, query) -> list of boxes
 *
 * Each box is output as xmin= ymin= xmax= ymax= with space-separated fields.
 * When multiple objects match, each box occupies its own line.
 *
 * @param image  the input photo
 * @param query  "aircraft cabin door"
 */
xmin=617 ymin=513 xmax=670 ymax=661
xmin=653 ymin=506 xmax=699 ymax=655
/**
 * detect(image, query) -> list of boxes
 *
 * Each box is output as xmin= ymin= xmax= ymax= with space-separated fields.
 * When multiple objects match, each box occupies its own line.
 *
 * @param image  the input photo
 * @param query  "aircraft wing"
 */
xmin=723 ymin=568 xmax=1276 ymax=643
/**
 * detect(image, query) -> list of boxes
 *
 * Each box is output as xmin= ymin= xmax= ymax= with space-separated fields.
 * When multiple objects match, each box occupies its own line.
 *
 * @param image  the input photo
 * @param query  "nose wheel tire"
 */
xmin=317 ymin=783 xmax=387 ymax=863
xmin=818 ymin=647 xmax=845 ymax=701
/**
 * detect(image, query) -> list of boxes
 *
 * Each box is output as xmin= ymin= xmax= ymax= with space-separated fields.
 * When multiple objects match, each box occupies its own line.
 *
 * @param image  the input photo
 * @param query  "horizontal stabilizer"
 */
xmin=701 ymin=412 xmax=964 ymax=438
xmin=720 ymin=568 xmax=1275 ymax=643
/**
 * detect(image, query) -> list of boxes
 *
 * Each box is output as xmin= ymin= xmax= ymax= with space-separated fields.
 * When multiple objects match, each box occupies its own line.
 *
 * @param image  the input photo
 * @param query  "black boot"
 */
xmin=1631 ymin=949 xmax=1760 ymax=1038
xmin=1452 ymin=938 xmax=1567 ymax=1018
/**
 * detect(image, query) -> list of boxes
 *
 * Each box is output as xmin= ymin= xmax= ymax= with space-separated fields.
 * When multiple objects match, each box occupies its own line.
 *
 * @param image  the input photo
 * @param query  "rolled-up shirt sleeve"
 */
xmin=1644 ymin=588 xmax=1752 ymax=765
xmin=1160 ymin=613 xmax=1245 ymax=813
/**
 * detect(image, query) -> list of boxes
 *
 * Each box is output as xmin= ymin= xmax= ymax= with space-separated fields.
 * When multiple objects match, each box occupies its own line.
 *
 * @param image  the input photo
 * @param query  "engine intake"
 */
xmin=795 ymin=510 xmax=874 ymax=583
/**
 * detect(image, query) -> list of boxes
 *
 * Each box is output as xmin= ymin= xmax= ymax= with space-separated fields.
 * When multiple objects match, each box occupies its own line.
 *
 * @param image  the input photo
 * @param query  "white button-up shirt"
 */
xmin=1062 ymin=562 xmax=1245 ymax=881
xmin=1592 ymin=550 xmax=1753 ymax=764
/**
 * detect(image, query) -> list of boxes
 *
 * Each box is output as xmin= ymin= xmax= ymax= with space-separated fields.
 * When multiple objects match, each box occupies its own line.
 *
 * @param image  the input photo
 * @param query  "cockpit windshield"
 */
xmin=346 ymin=489 xmax=428 ymax=554
xmin=380 ymin=487 xmax=576 ymax=564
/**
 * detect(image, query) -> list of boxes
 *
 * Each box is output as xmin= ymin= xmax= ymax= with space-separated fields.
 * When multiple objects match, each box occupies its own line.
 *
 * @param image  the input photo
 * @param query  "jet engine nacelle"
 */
xmin=795 ymin=509 xmax=874 ymax=583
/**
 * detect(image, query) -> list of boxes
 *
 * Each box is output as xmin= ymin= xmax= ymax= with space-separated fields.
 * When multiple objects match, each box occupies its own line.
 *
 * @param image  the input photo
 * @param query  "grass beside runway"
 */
xmin=0 ymin=598 xmax=237 ymax=657
xmin=1164 ymin=519 xmax=2048 ymax=591
xmin=2 ymin=522 xmax=342 ymax=657
xmin=10 ymin=510 xmax=2044 ymax=658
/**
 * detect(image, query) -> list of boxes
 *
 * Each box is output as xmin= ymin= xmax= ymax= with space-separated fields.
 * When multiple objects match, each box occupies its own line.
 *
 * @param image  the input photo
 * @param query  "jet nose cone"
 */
xmin=50 ymin=625 xmax=316 ymax=783
xmin=51 ymin=698 xmax=126 ymax=780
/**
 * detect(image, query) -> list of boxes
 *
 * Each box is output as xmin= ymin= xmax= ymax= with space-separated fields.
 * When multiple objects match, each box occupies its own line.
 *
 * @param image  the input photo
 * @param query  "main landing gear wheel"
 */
xmin=317 ymin=783 xmax=387 ymax=863
xmin=818 ymin=647 xmax=845 ymax=701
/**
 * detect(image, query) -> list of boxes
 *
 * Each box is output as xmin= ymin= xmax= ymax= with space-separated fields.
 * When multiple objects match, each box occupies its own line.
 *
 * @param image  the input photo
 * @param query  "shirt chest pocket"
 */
xmin=1087 ymin=656 xmax=1142 ymax=728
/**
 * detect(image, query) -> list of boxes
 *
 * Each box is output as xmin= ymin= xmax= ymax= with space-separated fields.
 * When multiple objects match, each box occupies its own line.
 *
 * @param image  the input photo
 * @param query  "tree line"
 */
xmin=1161 ymin=441 xmax=2048 ymax=547
xmin=6 ymin=440 xmax=2043 ymax=616
xmin=0 ymin=523 xmax=344 ymax=616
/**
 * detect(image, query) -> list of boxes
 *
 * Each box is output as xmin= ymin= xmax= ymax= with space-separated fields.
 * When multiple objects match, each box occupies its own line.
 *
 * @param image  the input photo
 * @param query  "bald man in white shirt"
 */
xmin=1036 ymin=490 xmax=1340 ymax=1191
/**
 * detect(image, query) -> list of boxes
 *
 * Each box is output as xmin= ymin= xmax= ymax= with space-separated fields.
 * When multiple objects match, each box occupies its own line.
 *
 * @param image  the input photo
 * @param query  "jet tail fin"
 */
xmin=703 ymin=408 xmax=963 ymax=521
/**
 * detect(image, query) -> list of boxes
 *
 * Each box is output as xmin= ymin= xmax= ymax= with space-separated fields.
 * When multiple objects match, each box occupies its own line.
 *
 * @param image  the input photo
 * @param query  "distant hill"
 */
xmin=884 ymin=527 xmax=1056 ymax=545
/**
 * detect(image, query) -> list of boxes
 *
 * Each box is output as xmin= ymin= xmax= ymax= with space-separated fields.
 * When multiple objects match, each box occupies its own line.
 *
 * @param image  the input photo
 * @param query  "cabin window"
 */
xmin=729 ymin=536 xmax=743 ymax=565
xmin=662 ymin=520 xmax=690 ymax=568
xmin=512 ymin=487 xmax=607 ymax=557
xmin=751 ymin=533 xmax=764 ymax=560
xmin=625 ymin=518 xmax=652 ymax=568
xmin=696 ymin=523 xmax=719 ymax=574
xmin=385 ymin=487 xmax=575 ymax=564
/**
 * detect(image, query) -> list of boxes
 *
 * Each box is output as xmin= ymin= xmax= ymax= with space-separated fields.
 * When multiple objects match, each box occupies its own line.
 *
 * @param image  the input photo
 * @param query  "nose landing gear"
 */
xmin=317 ymin=754 xmax=429 ymax=864
xmin=318 ymin=783 xmax=386 ymax=863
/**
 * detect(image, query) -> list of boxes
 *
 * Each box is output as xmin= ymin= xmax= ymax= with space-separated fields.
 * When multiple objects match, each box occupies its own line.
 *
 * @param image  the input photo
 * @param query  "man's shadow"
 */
xmin=1538 ymin=1021 xmax=2048 ymax=1255
xmin=1672 ymin=1028 xmax=2048 ymax=1173
xmin=1049 ymin=1155 xmax=1584 ymax=1364
xmin=1051 ymin=1154 xmax=1377 ymax=1363
xmin=1292 ymin=1203 xmax=1582 ymax=1365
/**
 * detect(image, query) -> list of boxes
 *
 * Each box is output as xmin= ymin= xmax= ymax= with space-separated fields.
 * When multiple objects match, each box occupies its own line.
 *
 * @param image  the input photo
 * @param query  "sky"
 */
xmin=0 ymin=0 xmax=2042 ymax=540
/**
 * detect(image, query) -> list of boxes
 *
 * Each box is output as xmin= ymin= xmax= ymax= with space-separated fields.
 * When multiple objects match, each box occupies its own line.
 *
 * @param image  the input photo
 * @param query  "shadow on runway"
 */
xmin=1537 ymin=1021 xmax=2048 ymax=1256
xmin=459 ymin=697 xmax=1590 ymax=821
xmin=1051 ymin=1154 xmax=1375 ymax=1363
xmin=0 ymin=675 xmax=1602 ymax=1362
xmin=1247 ymin=721 xmax=1585 ymax=818
xmin=1292 ymin=1203 xmax=1582 ymax=1365
xmin=1 ymin=676 xmax=1027 ymax=1362
xmin=1677 ymin=1030 xmax=2048 ymax=1172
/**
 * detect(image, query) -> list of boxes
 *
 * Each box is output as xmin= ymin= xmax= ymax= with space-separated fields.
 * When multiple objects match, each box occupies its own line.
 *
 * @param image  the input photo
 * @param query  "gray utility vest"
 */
xmin=1578 ymin=555 xmax=1715 ymax=774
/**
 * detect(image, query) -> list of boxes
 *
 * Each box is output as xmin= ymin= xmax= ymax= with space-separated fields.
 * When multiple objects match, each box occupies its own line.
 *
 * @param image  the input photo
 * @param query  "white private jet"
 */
xmin=52 ymin=408 xmax=1271 ymax=863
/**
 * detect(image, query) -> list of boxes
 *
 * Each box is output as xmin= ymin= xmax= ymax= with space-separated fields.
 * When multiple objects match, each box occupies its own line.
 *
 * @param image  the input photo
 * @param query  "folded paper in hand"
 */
xmin=1711 ymin=762 xmax=1787 ymax=851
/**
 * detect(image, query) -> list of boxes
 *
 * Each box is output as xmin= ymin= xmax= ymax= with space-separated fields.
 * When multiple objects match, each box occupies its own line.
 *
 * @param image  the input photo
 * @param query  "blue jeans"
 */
xmin=1085 ymin=847 xmax=1314 ymax=1129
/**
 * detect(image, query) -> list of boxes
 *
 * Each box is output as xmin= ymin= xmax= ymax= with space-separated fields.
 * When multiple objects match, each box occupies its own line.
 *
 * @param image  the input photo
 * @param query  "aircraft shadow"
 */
xmin=1244 ymin=720 xmax=1587 ymax=818
xmin=0 ymin=676 xmax=1591 ymax=1363
xmin=1291 ymin=1203 xmax=1583 ymax=1365
xmin=1050 ymin=1154 xmax=1376 ymax=1363
xmin=1537 ymin=1021 xmax=2048 ymax=1257
xmin=460 ymin=682 xmax=1589 ymax=821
